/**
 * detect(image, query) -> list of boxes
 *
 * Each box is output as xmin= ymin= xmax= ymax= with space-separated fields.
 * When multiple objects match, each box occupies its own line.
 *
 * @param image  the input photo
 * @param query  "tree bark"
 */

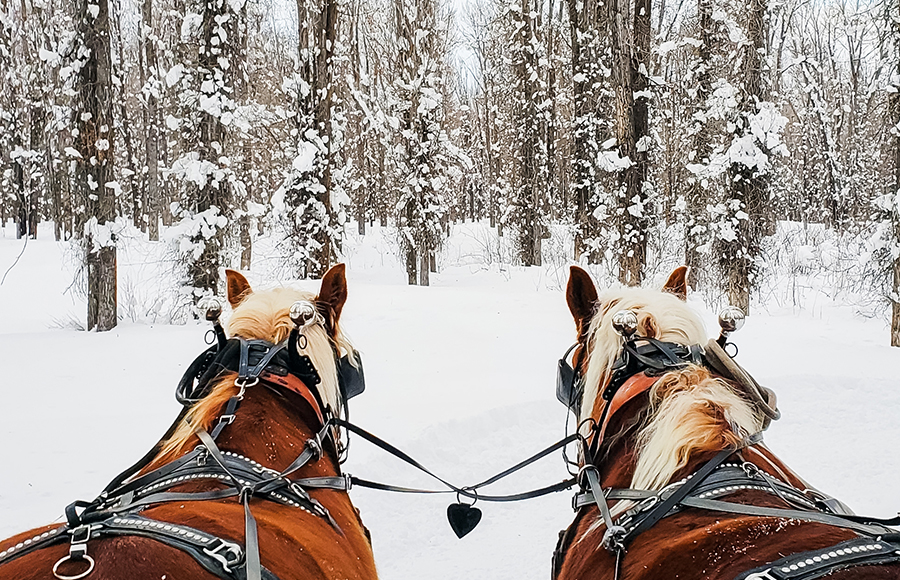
xmin=720 ymin=0 xmax=768 ymax=313
xmin=191 ymin=0 xmax=233 ymax=297
xmin=685 ymin=0 xmax=715 ymax=289
xmin=609 ymin=0 xmax=650 ymax=285
xmin=142 ymin=0 xmax=160 ymax=241
xmin=77 ymin=0 xmax=117 ymax=331
xmin=890 ymin=0 xmax=900 ymax=346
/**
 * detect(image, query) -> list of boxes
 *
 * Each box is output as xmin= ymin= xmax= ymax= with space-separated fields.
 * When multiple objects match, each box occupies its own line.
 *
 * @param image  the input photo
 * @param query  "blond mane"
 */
xmin=156 ymin=286 xmax=353 ymax=462
xmin=580 ymin=288 xmax=763 ymax=493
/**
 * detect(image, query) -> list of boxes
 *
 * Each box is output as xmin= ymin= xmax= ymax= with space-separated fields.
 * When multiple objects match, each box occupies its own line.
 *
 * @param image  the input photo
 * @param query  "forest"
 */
xmin=1 ymin=0 xmax=899 ymax=342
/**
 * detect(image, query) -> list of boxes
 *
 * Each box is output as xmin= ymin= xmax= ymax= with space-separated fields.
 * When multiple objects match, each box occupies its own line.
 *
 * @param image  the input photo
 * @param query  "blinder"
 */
xmin=339 ymin=350 xmax=366 ymax=401
xmin=556 ymin=343 xmax=583 ymax=413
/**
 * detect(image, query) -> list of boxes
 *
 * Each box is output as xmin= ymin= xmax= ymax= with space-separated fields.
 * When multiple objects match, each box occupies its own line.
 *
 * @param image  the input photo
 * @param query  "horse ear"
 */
xmin=226 ymin=269 xmax=252 ymax=308
xmin=567 ymin=266 xmax=598 ymax=340
xmin=638 ymin=312 xmax=659 ymax=339
xmin=318 ymin=263 xmax=348 ymax=331
xmin=662 ymin=266 xmax=689 ymax=301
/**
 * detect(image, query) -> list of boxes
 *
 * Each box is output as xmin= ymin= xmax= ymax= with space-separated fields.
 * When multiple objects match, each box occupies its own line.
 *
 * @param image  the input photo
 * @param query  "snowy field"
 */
xmin=1 ymin=222 xmax=899 ymax=580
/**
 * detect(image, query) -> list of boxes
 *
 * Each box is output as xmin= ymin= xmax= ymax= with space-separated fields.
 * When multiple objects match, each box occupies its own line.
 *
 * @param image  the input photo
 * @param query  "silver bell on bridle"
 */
xmin=290 ymin=300 xmax=319 ymax=329
xmin=717 ymin=306 xmax=745 ymax=348
xmin=612 ymin=309 xmax=639 ymax=340
xmin=201 ymin=297 xmax=223 ymax=322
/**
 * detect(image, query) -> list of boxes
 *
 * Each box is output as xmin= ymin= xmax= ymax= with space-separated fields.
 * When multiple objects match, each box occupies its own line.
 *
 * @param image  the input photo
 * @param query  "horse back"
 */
xmin=559 ymin=490 xmax=900 ymax=580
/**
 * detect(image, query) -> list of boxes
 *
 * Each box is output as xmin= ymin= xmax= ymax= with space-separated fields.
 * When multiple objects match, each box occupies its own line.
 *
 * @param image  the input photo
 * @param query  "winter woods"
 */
xmin=0 ymin=0 xmax=898 ymax=341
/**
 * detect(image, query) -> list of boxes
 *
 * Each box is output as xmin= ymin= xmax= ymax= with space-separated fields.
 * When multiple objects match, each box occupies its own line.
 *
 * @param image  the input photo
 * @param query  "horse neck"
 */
xmin=215 ymin=385 xmax=340 ymax=476
xmin=592 ymin=397 xmax=645 ymax=489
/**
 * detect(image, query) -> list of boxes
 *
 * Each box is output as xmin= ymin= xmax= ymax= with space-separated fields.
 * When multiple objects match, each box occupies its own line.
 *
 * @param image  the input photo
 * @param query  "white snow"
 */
xmin=0 ymin=222 xmax=898 ymax=580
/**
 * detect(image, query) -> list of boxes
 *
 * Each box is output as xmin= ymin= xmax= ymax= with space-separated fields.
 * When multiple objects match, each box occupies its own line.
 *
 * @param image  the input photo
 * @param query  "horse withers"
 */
xmin=553 ymin=265 xmax=900 ymax=580
xmin=0 ymin=265 xmax=377 ymax=580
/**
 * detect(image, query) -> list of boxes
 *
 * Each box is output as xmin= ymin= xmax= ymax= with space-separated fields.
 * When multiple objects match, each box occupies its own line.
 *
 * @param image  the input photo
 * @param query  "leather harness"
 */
xmin=0 ymin=335 xmax=362 ymax=580
xmin=552 ymin=340 xmax=900 ymax=580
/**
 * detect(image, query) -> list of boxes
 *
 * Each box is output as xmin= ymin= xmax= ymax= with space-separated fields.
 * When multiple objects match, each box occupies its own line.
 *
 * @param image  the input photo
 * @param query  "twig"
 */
xmin=1 ymin=235 xmax=28 ymax=286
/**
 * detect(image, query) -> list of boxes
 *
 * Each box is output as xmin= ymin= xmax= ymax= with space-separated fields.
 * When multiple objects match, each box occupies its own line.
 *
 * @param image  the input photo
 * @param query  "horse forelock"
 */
xmin=154 ymin=286 xmax=351 ymax=465
xmin=579 ymin=287 xmax=708 ymax=428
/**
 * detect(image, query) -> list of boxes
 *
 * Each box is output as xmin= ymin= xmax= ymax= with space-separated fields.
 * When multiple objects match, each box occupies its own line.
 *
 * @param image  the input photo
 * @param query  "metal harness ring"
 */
xmin=52 ymin=554 xmax=95 ymax=580
xmin=457 ymin=487 xmax=478 ymax=506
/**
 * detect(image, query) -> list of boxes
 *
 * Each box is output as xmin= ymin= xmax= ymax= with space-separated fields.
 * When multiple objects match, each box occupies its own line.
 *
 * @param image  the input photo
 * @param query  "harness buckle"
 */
xmin=202 ymin=538 xmax=244 ymax=573
xmin=742 ymin=461 xmax=760 ymax=479
xmin=576 ymin=464 xmax=599 ymax=490
xmin=306 ymin=433 xmax=323 ymax=461
xmin=218 ymin=413 xmax=236 ymax=427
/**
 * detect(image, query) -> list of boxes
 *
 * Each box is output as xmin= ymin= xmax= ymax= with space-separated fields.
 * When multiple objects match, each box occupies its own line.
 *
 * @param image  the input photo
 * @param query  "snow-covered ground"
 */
xmin=1 ymin=222 xmax=899 ymax=580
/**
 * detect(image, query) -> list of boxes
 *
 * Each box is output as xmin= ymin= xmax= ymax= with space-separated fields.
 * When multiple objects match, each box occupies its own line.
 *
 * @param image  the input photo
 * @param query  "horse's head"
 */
xmin=564 ymin=266 xmax=766 ymax=491
xmin=224 ymin=264 xmax=351 ymax=415
xmin=157 ymin=264 xmax=357 ymax=463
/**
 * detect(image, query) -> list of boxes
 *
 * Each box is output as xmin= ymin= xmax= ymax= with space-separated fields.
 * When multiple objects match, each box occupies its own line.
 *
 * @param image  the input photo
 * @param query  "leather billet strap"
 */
xmin=576 ymin=463 xmax=899 ymax=541
xmin=736 ymin=536 xmax=900 ymax=580
xmin=573 ymin=464 xmax=818 ymax=512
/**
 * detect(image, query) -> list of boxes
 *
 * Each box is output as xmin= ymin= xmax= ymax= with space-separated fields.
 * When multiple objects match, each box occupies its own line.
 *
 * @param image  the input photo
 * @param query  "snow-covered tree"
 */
xmin=73 ymin=0 xmax=117 ymax=330
xmin=272 ymin=0 xmax=342 ymax=279
xmin=711 ymin=0 xmax=786 ymax=311
xmin=166 ymin=0 xmax=242 ymax=300
xmin=391 ymin=0 xmax=452 ymax=284
xmin=507 ymin=0 xmax=551 ymax=267
xmin=567 ymin=0 xmax=611 ymax=261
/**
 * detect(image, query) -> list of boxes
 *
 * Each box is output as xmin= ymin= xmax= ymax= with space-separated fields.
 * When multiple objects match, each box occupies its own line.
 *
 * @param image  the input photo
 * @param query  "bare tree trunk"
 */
xmin=192 ymin=0 xmax=233 ymax=296
xmin=685 ymin=0 xmax=714 ymax=289
xmin=720 ymin=0 xmax=768 ymax=313
xmin=27 ymin=104 xmax=43 ymax=238
xmin=890 ymin=0 xmax=900 ymax=346
xmin=309 ymin=0 xmax=338 ymax=277
xmin=142 ymin=0 xmax=160 ymax=241
xmin=609 ymin=0 xmax=650 ymax=285
xmin=418 ymin=253 xmax=429 ymax=286
xmin=77 ymin=0 xmax=117 ymax=331
xmin=567 ymin=0 xmax=605 ymax=260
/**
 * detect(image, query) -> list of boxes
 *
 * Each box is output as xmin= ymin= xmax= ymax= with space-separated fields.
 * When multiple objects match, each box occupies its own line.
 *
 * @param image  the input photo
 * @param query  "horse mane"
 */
xmin=631 ymin=366 xmax=763 ymax=491
xmin=580 ymin=287 xmax=763 ymax=493
xmin=154 ymin=286 xmax=353 ymax=465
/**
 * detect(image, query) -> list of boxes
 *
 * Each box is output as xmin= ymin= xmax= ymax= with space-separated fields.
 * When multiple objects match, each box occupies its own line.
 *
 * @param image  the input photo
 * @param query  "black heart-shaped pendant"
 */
xmin=447 ymin=503 xmax=482 ymax=538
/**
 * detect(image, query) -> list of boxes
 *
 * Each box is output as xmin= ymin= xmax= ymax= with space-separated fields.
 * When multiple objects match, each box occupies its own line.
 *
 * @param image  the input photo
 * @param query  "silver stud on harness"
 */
xmin=290 ymin=301 xmax=320 ymax=329
xmin=611 ymin=310 xmax=639 ymax=340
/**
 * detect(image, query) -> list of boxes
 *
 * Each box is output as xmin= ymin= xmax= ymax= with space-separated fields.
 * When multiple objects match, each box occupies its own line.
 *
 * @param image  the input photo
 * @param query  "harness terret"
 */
xmin=0 ymin=299 xmax=366 ymax=580
xmin=552 ymin=307 xmax=900 ymax=580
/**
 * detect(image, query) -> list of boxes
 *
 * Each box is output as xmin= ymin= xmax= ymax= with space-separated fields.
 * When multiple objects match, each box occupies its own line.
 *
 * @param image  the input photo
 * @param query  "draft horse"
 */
xmin=0 ymin=265 xmax=377 ymax=580
xmin=552 ymin=265 xmax=900 ymax=580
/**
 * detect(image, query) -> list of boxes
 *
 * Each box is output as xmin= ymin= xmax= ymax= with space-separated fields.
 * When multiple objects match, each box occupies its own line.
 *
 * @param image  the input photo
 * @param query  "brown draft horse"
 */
xmin=0 ymin=265 xmax=377 ymax=580
xmin=553 ymin=265 xmax=900 ymax=580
